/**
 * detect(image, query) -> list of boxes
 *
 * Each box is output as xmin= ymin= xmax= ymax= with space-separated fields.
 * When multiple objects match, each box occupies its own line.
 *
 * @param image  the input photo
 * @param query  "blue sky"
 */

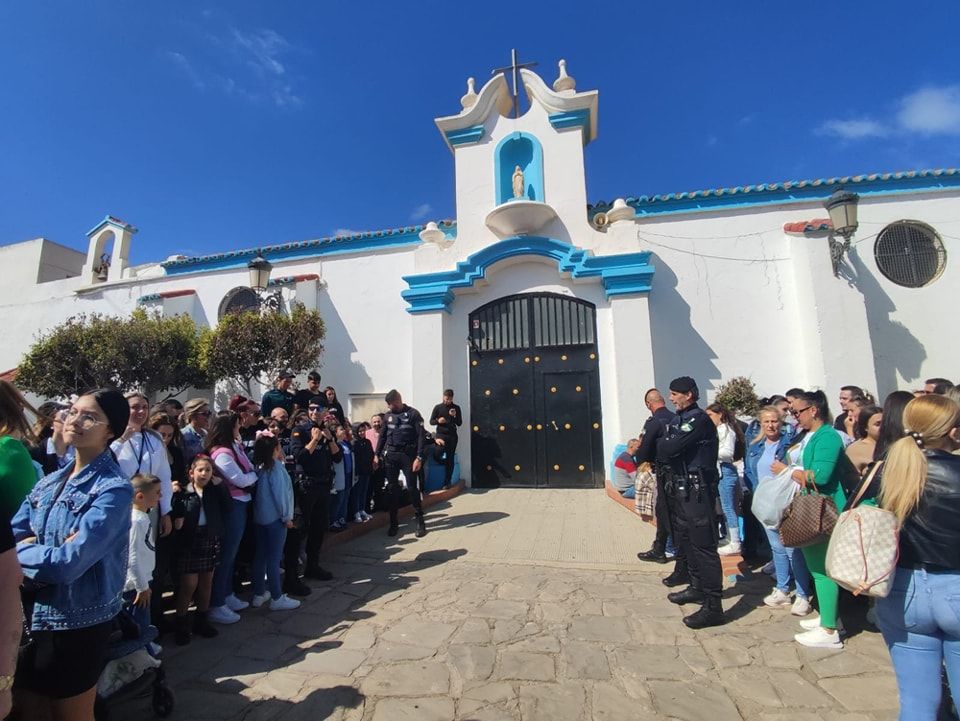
xmin=2 ymin=1 xmax=959 ymax=265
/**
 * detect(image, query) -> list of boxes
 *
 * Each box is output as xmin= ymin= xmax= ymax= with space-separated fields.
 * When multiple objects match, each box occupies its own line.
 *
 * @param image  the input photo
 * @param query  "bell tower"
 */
xmin=81 ymin=215 xmax=138 ymax=285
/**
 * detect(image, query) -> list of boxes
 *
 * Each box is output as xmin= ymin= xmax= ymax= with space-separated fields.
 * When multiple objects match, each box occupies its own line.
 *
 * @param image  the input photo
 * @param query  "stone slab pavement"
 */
xmin=134 ymin=488 xmax=900 ymax=721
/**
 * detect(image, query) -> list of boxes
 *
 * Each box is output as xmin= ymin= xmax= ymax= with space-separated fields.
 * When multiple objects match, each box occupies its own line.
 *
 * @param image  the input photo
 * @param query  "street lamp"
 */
xmin=247 ymin=253 xmax=284 ymax=311
xmin=823 ymin=189 xmax=859 ymax=276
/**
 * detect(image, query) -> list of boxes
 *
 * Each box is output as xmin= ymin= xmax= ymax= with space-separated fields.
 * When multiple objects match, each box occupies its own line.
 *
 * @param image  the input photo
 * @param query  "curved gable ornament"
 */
xmin=401 ymin=236 xmax=654 ymax=314
xmin=436 ymin=74 xmax=514 ymax=151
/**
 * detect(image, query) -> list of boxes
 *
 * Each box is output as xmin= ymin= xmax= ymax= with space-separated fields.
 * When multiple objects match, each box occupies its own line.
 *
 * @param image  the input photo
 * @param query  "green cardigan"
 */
xmin=0 ymin=436 xmax=38 ymax=520
xmin=800 ymin=424 xmax=848 ymax=509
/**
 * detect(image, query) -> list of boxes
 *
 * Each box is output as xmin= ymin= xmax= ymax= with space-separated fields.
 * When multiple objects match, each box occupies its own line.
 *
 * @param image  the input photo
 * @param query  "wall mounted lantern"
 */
xmin=247 ymin=253 xmax=284 ymax=311
xmin=823 ymin=189 xmax=859 ymax=276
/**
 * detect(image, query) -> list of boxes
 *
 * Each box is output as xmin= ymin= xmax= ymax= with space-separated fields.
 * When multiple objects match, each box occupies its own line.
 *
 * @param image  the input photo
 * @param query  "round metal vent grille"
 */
xmin=218 ymin=287 xmax=260 ymax=320
xmin=874 ymin=221 xmax=946 ymax=288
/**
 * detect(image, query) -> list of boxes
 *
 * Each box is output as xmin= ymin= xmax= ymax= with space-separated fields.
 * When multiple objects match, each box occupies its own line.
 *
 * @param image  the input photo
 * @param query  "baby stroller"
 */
xmin=93 ymin=608 xmax=174 ymax=720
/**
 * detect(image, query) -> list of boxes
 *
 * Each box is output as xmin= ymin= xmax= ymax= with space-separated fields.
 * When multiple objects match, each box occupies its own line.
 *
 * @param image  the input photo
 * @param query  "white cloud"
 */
xmin=815 ymin=118 xmax=889 ymax=139
xmin=815 ymin=82 xmax=960 ymax=142
xmin=164 ymin=51 xmax=206 ymax=90
xmin=897 ymin=85 xmax=960 ymax=135
xmin=409 ymin=203 xmax=433 ymax=221
xmin=165 ymin=22 xmax=302 ymax=108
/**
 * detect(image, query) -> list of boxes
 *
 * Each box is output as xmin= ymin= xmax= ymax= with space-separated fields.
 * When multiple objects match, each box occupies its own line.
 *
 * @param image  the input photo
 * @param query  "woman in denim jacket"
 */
xmin=744 ymin=406 xmax=812 ymax=615
xmin=12 ymin=388 xmax=133 ymax=718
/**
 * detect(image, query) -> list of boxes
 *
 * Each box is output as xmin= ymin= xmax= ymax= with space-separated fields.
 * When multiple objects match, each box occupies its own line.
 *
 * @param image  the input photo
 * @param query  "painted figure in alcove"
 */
xmin=512 ymin=165 xmax=525 ymax=199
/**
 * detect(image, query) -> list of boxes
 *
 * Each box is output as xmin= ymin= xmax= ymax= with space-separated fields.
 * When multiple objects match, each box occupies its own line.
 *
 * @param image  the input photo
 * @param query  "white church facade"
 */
xmin=1 ymin=61 xmax=957 ymax=488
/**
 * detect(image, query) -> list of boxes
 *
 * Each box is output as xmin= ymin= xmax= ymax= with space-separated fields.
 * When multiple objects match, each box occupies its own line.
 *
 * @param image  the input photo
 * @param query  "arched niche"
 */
xmin=495 ymin=132 xmax=544 ymax=205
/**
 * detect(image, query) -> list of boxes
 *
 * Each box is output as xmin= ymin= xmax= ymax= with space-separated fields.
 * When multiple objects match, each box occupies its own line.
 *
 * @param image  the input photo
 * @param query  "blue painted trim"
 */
xmin=444 ymin=125 xmax=485 ymax=146
xmin=495 ymin=132 xmax=544 ymax=204
xmin=549 ymin=109 xmax=591 ymax=134
xmin=86 ymin=216 xmax=138 ymax=237
xmin=137 ymin=293 xmax=163 ymax=305
xmin=401 ymin=236 xmax=654 ymax=314
xmin=588 ymin=168 xmax=960 ymax=220
xmin=162 ymin=229 xmax=427 ymax=276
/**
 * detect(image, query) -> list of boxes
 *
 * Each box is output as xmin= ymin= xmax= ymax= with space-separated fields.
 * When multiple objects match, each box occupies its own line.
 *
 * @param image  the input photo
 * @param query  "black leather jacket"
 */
xmin=899 ymin=449 xmax=960 ymax=571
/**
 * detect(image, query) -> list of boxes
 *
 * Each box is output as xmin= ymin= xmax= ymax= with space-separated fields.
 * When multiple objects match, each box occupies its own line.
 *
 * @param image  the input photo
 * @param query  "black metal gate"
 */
xmin=469 ymin=293 xmax=603 ymax=488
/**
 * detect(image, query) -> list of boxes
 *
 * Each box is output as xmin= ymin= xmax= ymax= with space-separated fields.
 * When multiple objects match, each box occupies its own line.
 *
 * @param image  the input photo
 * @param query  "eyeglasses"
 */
xmin=790 ymin=406 xmax=813 ymax=418
xmin=195 ymin=410 xmax=211 ymax=417
xmin=62 ymin=407 xmax=107 ymax=430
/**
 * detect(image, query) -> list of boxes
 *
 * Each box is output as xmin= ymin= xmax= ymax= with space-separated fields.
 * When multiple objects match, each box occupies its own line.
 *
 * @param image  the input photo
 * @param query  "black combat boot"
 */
xmin=193 ymin=611 xmax=219 ymax=639
xmin=174 ymin=614 xmax=192 ymax=646
xmin=661 ymin=560 xmax=690 ymax=587
xmin=415 ymin=513 xmax=427 ymax=538
xmin=387 ymin=512 xmax=399 ymax=537
xmin=284 ymin=576 xmax=313 ymax=597
xmin=304 ymin=565 xmax=333 ymax=581
xmin=667 ymin=586 xmax=705 ymax=605
xmin=682 ymin=597 xmax=726 ymax=629
xmin=637 ymin=544 xmax=667 ymax=564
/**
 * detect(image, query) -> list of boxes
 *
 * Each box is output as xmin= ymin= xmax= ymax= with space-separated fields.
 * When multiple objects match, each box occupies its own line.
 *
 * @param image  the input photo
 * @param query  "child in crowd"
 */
xmin=124 ymin=473 xmax=161 ymax=646
xmin=171 ymin=455 xmax=228 ymax=645
xmin=250 ymin=432 xmax=299 ymax=611
xmin=331 ymin=425 xmax=353 ymax=529
xmin=351 ymin=422 xmax=374 ymax=523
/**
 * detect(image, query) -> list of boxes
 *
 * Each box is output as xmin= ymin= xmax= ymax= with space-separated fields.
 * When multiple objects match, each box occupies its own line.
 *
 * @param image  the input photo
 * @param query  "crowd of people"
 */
xmin=0 ymin=371 xmax=463 ymax=720
xmin=1 ymin=367 xmax=958 ymax=719
xmin=622 ymin=375 xmax=960 ymax=718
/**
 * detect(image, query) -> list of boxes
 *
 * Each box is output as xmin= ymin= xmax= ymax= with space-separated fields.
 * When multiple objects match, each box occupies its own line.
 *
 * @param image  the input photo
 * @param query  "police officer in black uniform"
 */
xmin=656 ymin=376 xmax=726 ymax=629
xmin=635 ymin=388 xmax=676 ymax=564
xmin=289 ymin=401 xmax=342 ymax=582
xmin=376 ymin=389 xmax=427 ymax=538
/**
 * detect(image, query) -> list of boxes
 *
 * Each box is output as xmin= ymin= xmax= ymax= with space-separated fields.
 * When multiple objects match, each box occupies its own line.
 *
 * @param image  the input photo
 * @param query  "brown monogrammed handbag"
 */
xmin=778 ymin=472 xmax=839 ymax=548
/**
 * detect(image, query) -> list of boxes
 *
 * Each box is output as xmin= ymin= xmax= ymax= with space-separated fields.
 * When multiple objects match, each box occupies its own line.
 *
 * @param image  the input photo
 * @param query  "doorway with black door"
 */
xmin=469 ymin=292 xmax=603 ymax=488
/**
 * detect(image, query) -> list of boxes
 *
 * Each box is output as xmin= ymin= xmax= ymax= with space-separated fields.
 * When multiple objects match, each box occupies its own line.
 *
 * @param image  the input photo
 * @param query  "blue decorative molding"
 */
xmin=444 ymin=125 xmax=485 ymax=147
xmin=161 ymin=222 xmax=456 ymax=277
xmin=87 ymin=215 xmax=138 ymax=237
xmin=588 ymin=168 xmax=960 ymax=220
xmin=549 ymin=109 xmax=591 ymax=135
xmin=137 ymin=293 xmax=163 ymax=305
xmin=401 ymin=236 xmax=654 ymax=314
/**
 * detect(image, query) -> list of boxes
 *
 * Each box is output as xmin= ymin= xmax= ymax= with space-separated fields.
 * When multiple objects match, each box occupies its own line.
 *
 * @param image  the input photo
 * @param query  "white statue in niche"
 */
xmin=512 ymin=165 xmax=525 ymax=199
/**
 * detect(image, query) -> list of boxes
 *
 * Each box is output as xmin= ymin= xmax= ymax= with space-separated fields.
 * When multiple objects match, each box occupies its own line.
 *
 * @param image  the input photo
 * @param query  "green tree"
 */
xmin=200 ymin=304 xmax=325 ymax=391
xmin=17 ymin=309 xmax=210 ymax=399
xmin=714 ymin=376 xmax=760 ymax=417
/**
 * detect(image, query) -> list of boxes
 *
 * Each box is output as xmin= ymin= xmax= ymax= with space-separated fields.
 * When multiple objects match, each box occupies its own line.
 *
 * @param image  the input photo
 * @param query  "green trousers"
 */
xmin=802 ymin=541 xmax=839 ymax=629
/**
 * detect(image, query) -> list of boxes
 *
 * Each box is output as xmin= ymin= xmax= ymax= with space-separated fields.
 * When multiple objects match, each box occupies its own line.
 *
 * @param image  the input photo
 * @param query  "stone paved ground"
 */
xmin=130 ymin=489 xmax=899 ymax=721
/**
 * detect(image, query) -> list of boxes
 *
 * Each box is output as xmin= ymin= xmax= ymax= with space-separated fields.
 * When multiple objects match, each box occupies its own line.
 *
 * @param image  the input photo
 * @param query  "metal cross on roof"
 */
xmin=492 ymin=49 xmax=538 ymax=118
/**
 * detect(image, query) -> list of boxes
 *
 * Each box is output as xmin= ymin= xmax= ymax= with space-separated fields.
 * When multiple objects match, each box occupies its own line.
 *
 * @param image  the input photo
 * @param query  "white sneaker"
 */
xmin=353 ymin=512 xmax=364 ymax=523
xmin=718 ymin=542 xmax=742 ymax=556
xmin=360 ymin=511 xmax=372 ymax=522
xmin=269 ymin=594 xmax=301 ymax=611
xmin=791 ymin=596 xmax=813 ymax=617
xmin=800 ymin=616 xmax=845 ymax=635
xmin=761 ymin=561 xmax=776 ymax=576
xmin=764 ymin=589 xmax=792 ymax=608
xmin=794 ymin=626 xmax=843 ymax=649
xmin=224 ymin=594 xmax=249 ymax=612
xmin=251 ymin=592 xmax=271 ymax=608
xmin=208 ymin=605 xmax=241 ymax=625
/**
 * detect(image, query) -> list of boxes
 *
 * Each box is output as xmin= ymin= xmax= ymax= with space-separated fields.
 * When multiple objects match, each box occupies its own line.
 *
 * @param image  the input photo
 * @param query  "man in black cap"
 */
xmin=635 ymin=388 xmax=676 ymax=564
xmin=376 ymin=390 xmax=427 ymax=538
xmin=656 ymin=376 xmax=725 ymax=628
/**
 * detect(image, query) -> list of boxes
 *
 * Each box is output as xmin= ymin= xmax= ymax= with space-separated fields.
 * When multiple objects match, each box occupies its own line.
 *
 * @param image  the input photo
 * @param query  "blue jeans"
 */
xmin=211 ymin=498 xmax=248 ymax=607
xmin=252 ymin=520 xmax=287 ymax=599
xmin=718 ymin=462 xmax=740 ymax=542
xmin=876 ymin=568 xmax=960 ymax=720
xmin=349 ymin=475 xmax=370 ymax=516
xmin=765 ymin=527 xmax=812 ymax=597
xmin=330 ymin=485 xmax=350 ymax=526
xmin=618 ymin=485 xmax=636 ymax=499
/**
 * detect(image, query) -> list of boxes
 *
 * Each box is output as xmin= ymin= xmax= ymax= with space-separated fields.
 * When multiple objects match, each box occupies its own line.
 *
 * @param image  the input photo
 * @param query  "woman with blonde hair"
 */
xmin=876 ymin=394 xmax=960 ymax=718
xmin=0 ymin=380 xmax=38 ymax=518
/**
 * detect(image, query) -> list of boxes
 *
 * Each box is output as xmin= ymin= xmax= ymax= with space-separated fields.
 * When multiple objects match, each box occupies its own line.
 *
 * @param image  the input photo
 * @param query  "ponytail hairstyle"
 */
xmin=880 ymin=395 xmax=960 ymax=523
xmin=252 ymin=432 xmax=279 ymax=469
xmin=797 ymin=390 xmax=832 ymax=425
xmin=706 ymin=402 xmax=746 ymax=461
